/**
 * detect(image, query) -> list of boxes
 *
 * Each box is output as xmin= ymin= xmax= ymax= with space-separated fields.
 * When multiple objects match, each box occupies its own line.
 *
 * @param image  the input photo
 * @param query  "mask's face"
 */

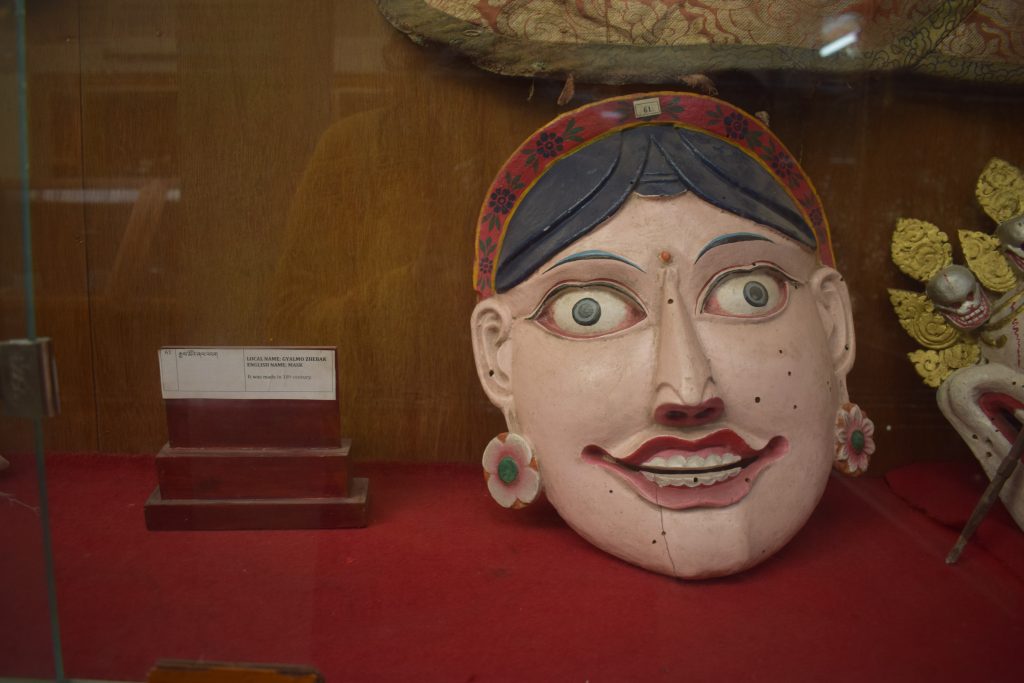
xmin=472 ymin=192 xmax=855 ymax=578
xmin=926 ymin=266 xmax=992 ymax=330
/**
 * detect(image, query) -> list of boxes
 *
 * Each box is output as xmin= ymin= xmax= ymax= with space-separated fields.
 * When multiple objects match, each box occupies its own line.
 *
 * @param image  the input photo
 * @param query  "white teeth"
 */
xmin=641 ymin=453 xmax=740 ymax=471
xmin=645 ymin=467 xmax=743 ymax=488
xmin=633 ymin=452 xmax=748 ymax=487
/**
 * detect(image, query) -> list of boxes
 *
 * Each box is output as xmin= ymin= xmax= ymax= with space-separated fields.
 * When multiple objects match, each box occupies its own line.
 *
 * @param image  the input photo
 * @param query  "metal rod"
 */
xmin=946 ymin=428 xmax=1024 ymax=564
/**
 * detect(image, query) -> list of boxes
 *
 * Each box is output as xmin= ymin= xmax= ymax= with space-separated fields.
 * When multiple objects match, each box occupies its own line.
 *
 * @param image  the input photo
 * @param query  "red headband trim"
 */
xmin=473 ymin=92 xmax=834 ymax=298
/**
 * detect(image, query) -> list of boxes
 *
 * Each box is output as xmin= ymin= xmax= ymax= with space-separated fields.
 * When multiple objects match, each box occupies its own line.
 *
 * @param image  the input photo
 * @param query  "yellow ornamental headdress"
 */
xmin=889 ymin=158 xmax=1024 ymax=387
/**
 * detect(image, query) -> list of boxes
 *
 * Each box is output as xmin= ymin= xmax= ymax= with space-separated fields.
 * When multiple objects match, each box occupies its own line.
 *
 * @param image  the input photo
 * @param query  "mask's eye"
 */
xmin=532 ymin=283 xmax=647 ymax=338
xmin=703 ymin=268 xmax=790 ymax=318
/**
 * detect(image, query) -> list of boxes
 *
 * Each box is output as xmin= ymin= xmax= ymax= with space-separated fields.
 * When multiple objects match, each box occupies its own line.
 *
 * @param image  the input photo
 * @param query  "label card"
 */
xmin=159 ymin=347 xmax=336 ymax=401
xmin=632 ymin=97 xmax=662 ymax=118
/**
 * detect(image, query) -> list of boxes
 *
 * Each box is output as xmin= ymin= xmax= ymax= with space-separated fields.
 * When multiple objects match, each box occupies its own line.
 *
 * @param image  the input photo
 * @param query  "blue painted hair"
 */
xmin=494 ymin=124 xmax=814 ymax=293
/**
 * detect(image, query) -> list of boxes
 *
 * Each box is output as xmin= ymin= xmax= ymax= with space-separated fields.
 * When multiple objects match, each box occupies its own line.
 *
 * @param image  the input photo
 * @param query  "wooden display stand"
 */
xmin=148 ymin=659 xmax=323 ymax=683
xmin=144 ymin=347 xmax=369 ymax=530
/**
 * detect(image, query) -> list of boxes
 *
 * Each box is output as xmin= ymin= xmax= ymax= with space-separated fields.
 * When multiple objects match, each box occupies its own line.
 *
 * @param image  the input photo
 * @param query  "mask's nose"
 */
xmin=653 ymin=267 xmax=721 ymax=425
xmin=654 ymin=398 xmax=724 ymax=427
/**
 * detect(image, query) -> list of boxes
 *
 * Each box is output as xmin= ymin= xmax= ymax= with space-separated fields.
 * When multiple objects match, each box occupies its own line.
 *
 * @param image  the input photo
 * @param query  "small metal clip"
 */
xmin=0 ymin=337 xmax=61 ymax=418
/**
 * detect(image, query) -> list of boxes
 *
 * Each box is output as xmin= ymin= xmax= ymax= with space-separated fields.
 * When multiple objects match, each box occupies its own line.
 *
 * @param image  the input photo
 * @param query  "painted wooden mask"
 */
xmin=471 ymin=93 xmax=856 ymax=578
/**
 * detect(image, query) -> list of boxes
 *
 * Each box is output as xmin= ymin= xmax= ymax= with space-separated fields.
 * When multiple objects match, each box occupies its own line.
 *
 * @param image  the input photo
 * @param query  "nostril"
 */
xmin=655 ymin=398 xmax=724 ymax=427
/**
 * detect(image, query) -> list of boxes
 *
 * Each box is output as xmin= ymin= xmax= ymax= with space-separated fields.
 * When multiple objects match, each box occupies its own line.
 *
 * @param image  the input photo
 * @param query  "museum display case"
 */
xmin=2 ymin=1 xmax=1024 ymax=681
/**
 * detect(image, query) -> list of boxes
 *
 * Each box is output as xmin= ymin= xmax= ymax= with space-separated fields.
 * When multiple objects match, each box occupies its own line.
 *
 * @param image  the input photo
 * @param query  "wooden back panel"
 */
xmin=4 ymin=1 xmax=1024 ymax=472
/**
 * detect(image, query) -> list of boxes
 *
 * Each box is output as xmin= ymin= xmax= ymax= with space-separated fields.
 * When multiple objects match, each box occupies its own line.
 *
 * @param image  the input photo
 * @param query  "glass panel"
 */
xmin=0 ymin=0 xmax=62 ymax=680
xmin=13 ymin=1 xmax=1024 ymax=681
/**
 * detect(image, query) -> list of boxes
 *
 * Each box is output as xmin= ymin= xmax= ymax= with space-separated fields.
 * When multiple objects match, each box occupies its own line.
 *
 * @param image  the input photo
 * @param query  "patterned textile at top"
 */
xmin=378 ymin=0 xmax=1024 ymax=84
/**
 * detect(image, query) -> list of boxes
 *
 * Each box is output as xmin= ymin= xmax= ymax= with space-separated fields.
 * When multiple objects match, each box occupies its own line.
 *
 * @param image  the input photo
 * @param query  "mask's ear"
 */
xmin=470 ymin=297 xmax=515 ymax=414
xmin=809 ymin=267 xmax=855 ymax=378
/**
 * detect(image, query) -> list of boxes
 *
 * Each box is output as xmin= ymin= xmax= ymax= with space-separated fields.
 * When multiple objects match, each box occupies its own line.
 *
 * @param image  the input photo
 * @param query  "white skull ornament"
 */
xmin=925 ymin=265 xmax=992 ymax=330
xmin=996 ymin=214 xmax=1024 ymax=274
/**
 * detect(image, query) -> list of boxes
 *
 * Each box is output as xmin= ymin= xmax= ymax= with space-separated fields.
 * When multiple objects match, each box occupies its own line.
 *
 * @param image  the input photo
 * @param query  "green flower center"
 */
xmin=498 ymin=456 xmax=519 ymax=484
xmin=851 ymin=430 xmax=865 ymax=454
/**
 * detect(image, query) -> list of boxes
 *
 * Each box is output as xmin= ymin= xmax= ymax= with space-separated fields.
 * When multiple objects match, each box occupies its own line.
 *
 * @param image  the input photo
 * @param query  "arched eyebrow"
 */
xmin=544 ymin=249 xmax=645 ymax=273
xmin=695 ymin=232 xmax=774 ymax=263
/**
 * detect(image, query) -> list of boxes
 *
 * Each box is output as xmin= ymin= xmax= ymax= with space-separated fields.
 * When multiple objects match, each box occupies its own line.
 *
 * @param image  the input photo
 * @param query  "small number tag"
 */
xmin=632 ymin=97 xmax=662 ymax=118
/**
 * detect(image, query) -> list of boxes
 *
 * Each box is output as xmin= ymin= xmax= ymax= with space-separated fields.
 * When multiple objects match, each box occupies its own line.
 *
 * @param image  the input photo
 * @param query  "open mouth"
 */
xmin=1005 ymin=249 xmax=1024 ymax=273
xmin=949 ymin=298 xmax=991 ymax=329
xmin=978 ymin=392 xmax=1024 ymax=444
xmin=582 ymin=431 xmax=789 ymax=510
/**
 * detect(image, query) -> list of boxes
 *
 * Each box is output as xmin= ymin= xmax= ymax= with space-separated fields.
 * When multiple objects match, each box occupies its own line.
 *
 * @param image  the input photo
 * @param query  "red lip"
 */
xmin=1006 ymin=250 xmax=1024 ymax=272
xmin=582 ymin=430 xmax=789 ymax=510
xmin=947 ymin=296 xmax=991 ymax=330
xmin=614 ymin=432 xmax=760 ymax=466
xmin=979 ymin=392 xmax=1024 ymax=443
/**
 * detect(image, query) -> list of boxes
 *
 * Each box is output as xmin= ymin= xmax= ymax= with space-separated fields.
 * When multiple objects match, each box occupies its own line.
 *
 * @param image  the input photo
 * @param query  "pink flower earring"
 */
xmin=482 ymin=433 xmax=541 ymax=508
xmin=834 ymin=403 xmax=875 ymax=476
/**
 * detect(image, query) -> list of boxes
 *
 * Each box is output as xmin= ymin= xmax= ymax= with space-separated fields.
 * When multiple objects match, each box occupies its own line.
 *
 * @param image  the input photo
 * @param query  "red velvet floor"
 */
xmin=3 ymin=453 xmax=1024 ymax=682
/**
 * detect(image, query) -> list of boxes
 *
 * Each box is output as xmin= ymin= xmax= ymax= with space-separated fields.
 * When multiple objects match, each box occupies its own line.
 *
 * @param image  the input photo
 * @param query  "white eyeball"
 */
xmin=703 ymin=269 xmax=789 ymax=318
xmin=534 ymin=284 xmax=646 ymax=338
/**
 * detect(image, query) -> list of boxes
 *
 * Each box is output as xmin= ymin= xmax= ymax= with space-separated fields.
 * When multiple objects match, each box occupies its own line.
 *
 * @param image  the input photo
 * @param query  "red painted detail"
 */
xmin=978 ymin=392 xmax=1024 ymax=448
xmin=581 ymin=431 xmax=788 ymax=510
xmin=474 ymin=92 xmax=834 ymax=298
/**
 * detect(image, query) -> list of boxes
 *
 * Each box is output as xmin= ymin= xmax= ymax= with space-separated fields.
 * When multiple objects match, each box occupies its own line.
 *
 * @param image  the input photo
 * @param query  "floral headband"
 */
xmin=473 ymin=92 xmax=834 ymax=299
